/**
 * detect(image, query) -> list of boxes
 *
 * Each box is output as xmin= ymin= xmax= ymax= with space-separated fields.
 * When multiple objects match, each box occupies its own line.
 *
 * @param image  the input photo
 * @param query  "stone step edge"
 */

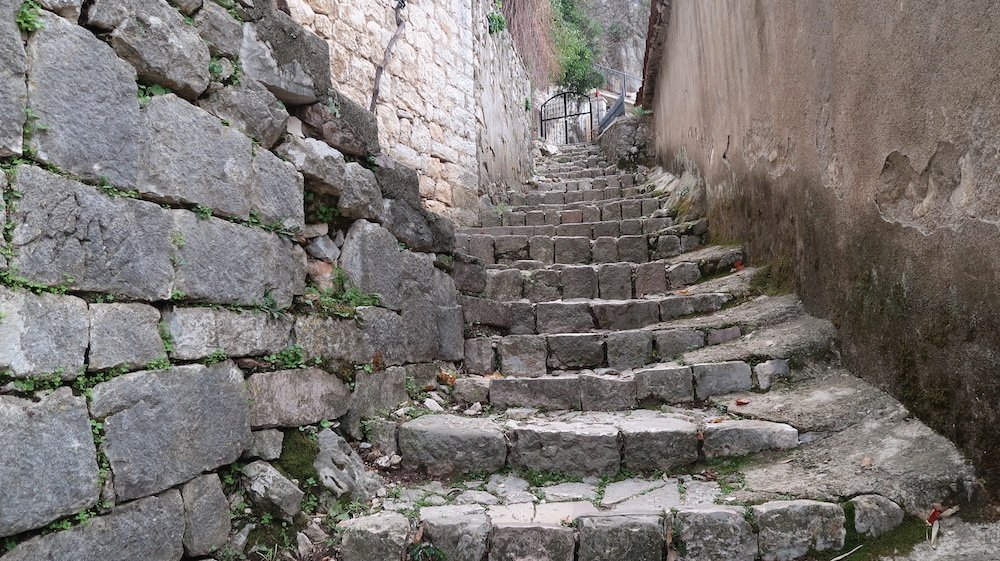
xmin=341 ymin=495 xmax=902 ymax=561
xmin=458 ymin=359 xmax=791 ymax=410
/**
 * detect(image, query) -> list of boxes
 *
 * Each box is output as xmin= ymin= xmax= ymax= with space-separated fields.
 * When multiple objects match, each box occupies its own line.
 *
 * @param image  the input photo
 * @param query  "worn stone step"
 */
xmin=487 ymin=197 xmax=666 ymax=227
xmin=397 ymin=410 xmax=798 ymax=478
xmin=462 ymin=218 xmax=677 ymax=244
xmin=503 ymin=192 xmax=665 ymax=215
xmin=523 ymin=173 xmax=637 ymax=193
xmin=456 ymin=227 xmax=707 ymax=266
xmin=472 ymin=248 xmax=744 ymax=303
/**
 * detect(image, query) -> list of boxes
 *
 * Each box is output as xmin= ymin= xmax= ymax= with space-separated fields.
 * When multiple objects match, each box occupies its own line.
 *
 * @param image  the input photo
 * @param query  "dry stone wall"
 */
xmin=0 ymin=0 xmax=463 ymax=554
xmin=286 ymin=0 xmax=534 ymax=225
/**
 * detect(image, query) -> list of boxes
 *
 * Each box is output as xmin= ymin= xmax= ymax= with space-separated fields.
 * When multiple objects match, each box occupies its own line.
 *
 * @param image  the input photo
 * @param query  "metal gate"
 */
xmin=539 ymin=92 xmax=593 ymax=145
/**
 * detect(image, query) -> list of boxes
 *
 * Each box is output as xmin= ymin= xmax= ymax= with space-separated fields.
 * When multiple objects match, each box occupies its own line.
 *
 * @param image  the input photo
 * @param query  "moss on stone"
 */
xmin=275 ymin=428 xmax=320 ymax=485
xmin=750 ymin=257 xmax=795 ymax=296
xmin=813 ymin=513 xmax=927 ymax=561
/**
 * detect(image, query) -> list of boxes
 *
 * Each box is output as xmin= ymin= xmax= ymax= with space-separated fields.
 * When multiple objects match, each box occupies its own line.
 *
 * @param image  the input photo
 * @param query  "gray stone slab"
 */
xmin=598 ymin=262 xmax=632 ymax=299
xmin=676 ymin=506 xmax=756 ymax=561
xmin=536 ymin=301 xmax=595 ymax=333
xmin=692 ymin=361 xmax=753 ymax=399
xmin=702 ymin=420 xmax=799 ymax=458
xmin=399 ymin=415 xmax=507 ymax=476
xmin=547 ymin=333 xmax=604 ymax=369
xmin=499 ymin=335 xmax=548 ymax=377
xmin=340 ymin=219 xmax=402 ymax=310
xmin=25 ymin=11 xmax=139 ymax=185
xmin=180 ymin=474 xmax=230 ymax=556
xmin=509 ymin=420 xmax=620 ymax=476
xmin=0 ymin=0 xmax=25 ymax=157
xmin=0 ymin=389 xmax=99 ymax=537
xmin=88 ymin=303 xmax=165 ymax=371
xmin=753 ymin=500 xmax=846 ymax=561
xmin=490 ymin=376 xmax=581 ymax=411
xmin=606 ymin=330 xmax=653 ymax=370
xmin=247 ymin=367 xmax=351 ymax=428
xmin=634 ymin=364 xmax=695 ymax=403
xmin=90 ymin=363 xmax=252 ymax=501
xmin=162 ymin=306 xmax=293 ymax=360
xmin=591 ymin=300 xmax=659 ymax=330
xmin=580 ymin=373 xmax=637 ymax=411
xmin=0 ymin=287 xmax=88 ymax=378
xmin=619 ymin=416 xmax=699 ymax=471
xmin=487 ymin=524 xmax=574 ymax=561
xmin=578 ymin=515 xmax=664 ymax=561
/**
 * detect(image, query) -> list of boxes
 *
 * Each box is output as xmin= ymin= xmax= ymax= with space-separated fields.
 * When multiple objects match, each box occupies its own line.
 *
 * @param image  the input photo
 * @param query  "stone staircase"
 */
xmin=336 ymin=143 xmax=980 ymax=561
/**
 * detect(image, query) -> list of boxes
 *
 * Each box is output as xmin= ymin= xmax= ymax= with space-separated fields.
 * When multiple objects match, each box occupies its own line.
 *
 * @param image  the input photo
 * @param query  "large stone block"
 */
xmin=246 ymin=367 xmax=351 ymax=428
xmin=488 ymin=523 xmax=575 ymax=561
xmin=162 ymin=306 xmax=293 ymax=360
xmin=239 ymin=21 xmax=321 ymax=105
xmin=634 ymin=365 xmax=694 ymax=403
xmin=692 ymin=361 xmax=753 ymax=399
xmin=499 ymin=335 xmax=548 ymax=377
xmin=0 ymin=287 xmax=88 ymax=378
xmin=295 ymin=315 xmax=374 ymax=364
xmin=619 ymin=416 xmax=698 ymax=471
xmin=676 ymin=506 xmax=757 ymax=561
xmin=172 ymin=211 xmax=306 ymax=307
xmin=421 ymin=508 xmax=490 ymax=561
xmin=243 ymin=460 xmax=304 ymax=520
xmin=577 ymin=515 xmax=664 ymax=561
xmin=344 ymin=366 xmax=407 ymax=438
xmin=374 ymin=156 xmax=421 ymax=207
xmin=490 ymin=376 xmax=581 ymax=410
xmin=0 ymin=389 xmax=99 ymax=538
xmin=340 ymin=219 xmax=402 ymax=309
xmin=382 ymin=199 xmax=435 ymax=252
xmin=244 ymin=1 xmax=331 ymax=102
xmin=399 ymin=415 xmax=507 ymax=476
xmin=180 ymin=474 xmax=230 ymax=556
xmin=193 ymin=0 xmax=242 ymax=58
xmin=592 ymin=300 xmax=660 ymax=330
xmin=277 ymin=136 xmax=382 ymax=221
xmin=0 ymin=0 xmax=25 ymax=157
xmin=88 ymin=0 xmax=210 ymax=99
xmin=3 ymin=492 xmax=184 ymax=561
xmin=199 ymin=78 xmax=288 ymax=148
xmin=88 ymin=303 xmax=165 ymax=371
xmin=90 ymin=363 xmax=252 ymax=501
xmin=25 ymin=12 xmax=140 ymax=185
xmin=294 ymin=91 xmax=379 ymax=157
xmin=547 ymin=333 xmax=605 ymax=369
xmin=702 ymin=420 xmax=799 ymax=458
xmin=654 ymin=328 xmax=706 ymax=358
xmin=606 ymin=330 xmax=654 ymax=370
xmin=753 ymin=500 xmax=846 ymax=561
xmin=536 ymin=301 xmax=594 ymax=333
xmin=580 ymin=373 xmax=637 ymax=411
xmin=251 ymin=148 xmax=306 ymax=231
xmin=10 ymin=166 xmax=174 ymax=300
xmin=339 ymin=512 xmax=409 ymax=561
xmin=509 ymin=420 xmax=620 ymax=476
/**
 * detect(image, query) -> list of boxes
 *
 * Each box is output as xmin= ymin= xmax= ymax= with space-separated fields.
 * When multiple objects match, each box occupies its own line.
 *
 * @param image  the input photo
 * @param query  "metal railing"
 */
xmin=593 ymin=63 xmax=642 ymax=94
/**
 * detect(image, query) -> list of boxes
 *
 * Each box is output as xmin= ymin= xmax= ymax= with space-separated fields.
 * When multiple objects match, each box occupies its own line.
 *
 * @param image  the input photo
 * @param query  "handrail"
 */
xmin=597 ymin=88 xmax=627 ymax=135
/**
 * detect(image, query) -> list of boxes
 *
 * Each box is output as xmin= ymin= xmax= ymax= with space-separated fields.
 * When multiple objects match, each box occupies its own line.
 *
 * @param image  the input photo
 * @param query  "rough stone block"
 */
xmin=606 ymin=330 xmax=654 ymax=370
xmin=553 ymin=236 xmax=591 ymax=263
xmin=577 ymin=515 xmax=664 ymax=561
xmin=753 ymin=500 xmax=846 ymax=561
xmin=524 ymin=269 xmax=561 ymax=302
xmin=486 ymin=269 xmax=524 ymax=301
xmin=345 ymin=366 xmax=407 ymax=437
xmin=850 ymin=495 xmax=904 ymax=538
xmin=592 ymin=236 xmax=619 ymax=263
xmin=617 ymin=235 xmax=649 ymax=263
xmin=495 ymin=235 xmax=529 ymax=261
xmin=244 ymin=429 xmax=284 ymax=461
xmin=452 ymin=253 xmax=487 ymax=293
xmin=702 ymin=420 xmax=798 ymax=458
xmin=580 ymin=373 xmax=637 ymax=411
xmin=399 ymin=415 xmax=507 ymax=476
xmin=593 ymin=221 xmax=620 ymax=238
xmin=193 ymin=0 xmax=242 ymax=57
xmin=529 ymin=235 xmax=555 ymax=263
xmin=654 ymin=235 xmax=681 ymax=258
xmin=373 ymin=156 xmax=421 ymax=207
xmin=461 ymin=295 xmax=512 ymax=329
xmin=90 ymin=363 xmax=252 ymax=501
xmin=314 ymin=429 xmax=382 ymax=502
xmin=556 ymin=222 xmax=591 ymax=237
xmin=88 ymin=303 xmax=165 ymax=371
xmin=536 ymin=301 xmax=594 ymax=333
xmin=293 ymin=91 xmax=379 ymax=155
xmin=464 ymin=338 xmax=496 ymax=375
xmin=598 ymin=262 xmax=632 ymax=300
xmin=172 ymin=211 xmax=306 ymax=307
xmin=250 ymin=148 xmax=306 ymax=231
xmin=0 ymin=286 xmax=88 ymax=379
xmin=560 ymin=265 xmax=598 ymax=299
xmin=634 ymin=365 xmax=694 ymax=402
xmin=490 ymin=377 xmax=581 ymax=410
xmin=654 ymin=329 xmax=705 ymax=358
xmin=0 ymin=0 xmax=26 ymax=157
xmin=667 ymin=262 xmax=701 ymax=288
xmin=499 ymin=335 xmax=548 ymax=377
xmin=422 ymin=509 xmax=490 ymax=561
xmin=162 ymin=306 xmax=292 ymax=360
xmin=277 ymin=136 xmax=382 ymax=221
xmin=707 ymin=326 xmax=742 ymax=345
xmin=692 ymin=361 xmax=753 ymax=399
xmin=0 ymin=389 xmax=99 ymax=538
xmin=25 ymin=12 xmax=140 ymax=185
xmin=10 ymin=166 xmax=174 ymax=300
xmin=547 ymin=333 xmax=605 ymax=369
xmin=243 ymin=460 xmax=304 ymax=520
xmin=754 ymin=359 xmax=790 ymax=390
xmin=469 ymin=234 xmax=496 ymax=265
xmin=592 ymin=300 xmax=659 ymax=330
xmin=488 ymin=524 xmax=575 ymax=561
xmin=295 ymin=315 xmax=374 ymax=364
xmin=510 ymin=420 xmax=620 ymax=476
xmin=620 ymin=416 xmax=698 ymax=471
xmin=340 ymin=219 xmax=402 ymax=309
xmin=2 ymin=492 xmax=184 ymax=561
xmin=600 ymin=201 xmax=622 ymax=221
xmin=137 ymin=94 xmax=260 ymax=217
xmin=247 ymin=368 xmax=351 ymax=428
xmin=454 ymin=375 xmax=491 ymax=403
xmin=634 ymin=262 xmax=667 ymax=296
xmin=180 ymin=474 xmax=230 ymax=556
xmin=339 ymin=512 xmax=410 ymax=561
xmin=677 ymin=506 xmax=757 ymax=561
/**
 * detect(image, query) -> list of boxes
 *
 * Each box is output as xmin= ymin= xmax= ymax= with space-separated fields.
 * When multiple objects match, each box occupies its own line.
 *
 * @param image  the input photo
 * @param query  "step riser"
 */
xmin=524 ymin=174 xmax=637 ymax=193
xmin=457 ymin=233 xmax=704 ymax=267
xmin=465 ymin=217 xmax=675 ymax=241
xmin=477 ymin=197 xmax=666 ymax=228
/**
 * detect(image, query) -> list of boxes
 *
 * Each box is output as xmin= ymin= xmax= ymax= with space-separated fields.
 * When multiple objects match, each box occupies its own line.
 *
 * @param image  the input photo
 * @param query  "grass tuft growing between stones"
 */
xmin=750 ymin=256 xmax=796 ymax=296
xmin=809 ymin=512 xmax=928 ymax=561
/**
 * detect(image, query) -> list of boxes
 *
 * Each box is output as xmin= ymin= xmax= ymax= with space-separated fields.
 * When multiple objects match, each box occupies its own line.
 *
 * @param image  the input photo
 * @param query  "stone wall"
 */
xmin=645 ymin=0 xmax=1000 ymax=491
xmin=287 ymin=0 xmax=534 ymax=225
xmin=0 ymin=0 xmax=463 ymax=553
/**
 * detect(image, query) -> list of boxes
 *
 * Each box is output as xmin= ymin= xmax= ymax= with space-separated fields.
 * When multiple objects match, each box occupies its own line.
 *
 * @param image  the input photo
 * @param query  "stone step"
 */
xmin=504 ymin=192 xmax=664 ymax=215
xmin=477 ymin=249 xmax=742 ymax=303
xmin=513 ymin=185 xmax=646 ymax=208
xmin=398 ymin=410 xmax=799 ymax=478
xmin=538 ymin=167 xmax=618 ymax=180
xmin=477 ymin=197 xmax=667 ymax=228
xmin=524 ymin=173 xmax=637 ymax=193
xmin=463 ymin=217 xmax=676 ymax=243
xmin=461 ymin=299 xmax=835 ymax=375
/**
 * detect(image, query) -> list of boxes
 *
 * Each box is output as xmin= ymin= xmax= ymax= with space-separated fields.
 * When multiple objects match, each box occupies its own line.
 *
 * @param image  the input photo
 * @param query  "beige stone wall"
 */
xmin=289 ymin=0 xmax=534 ymax=225
xmin=646 ymin=0 xmax=1000 ymax=491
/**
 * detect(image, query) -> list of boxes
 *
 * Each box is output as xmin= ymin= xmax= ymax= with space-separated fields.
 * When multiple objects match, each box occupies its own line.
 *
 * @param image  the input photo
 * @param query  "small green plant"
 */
xmin=169 ymin=289 xmax=186 ymax=301
xmin=137 ymin=83 xmax=172 ymax=107
xmin=631 ymin=106 xmax=653 ymax=116
xmin=204 ymin=349 xmax=228 ymax=366
xmin=486 ymin=2 xmax=507 ymax=34
xmin=194 ymin=205 xmax=213 ymax=219
xmin=254 ymin=290 xmax=286 ymax=319
xmin=15 ymin=0 xmax=43 ymax=33
xmin=146 ymin=357 xmax=171 ymax=371
xmin=409 ymin=543 xmax=447 ymax=561
xmin=97 ymin=176 xmax=139 ymax=199
xmin=10 ymin=371 xmax=63 ymax=393
xmin=263 ymin=345 xmax=306 ymax=369
xmin=524 ymin=97 xmax=531 ymax=111
xmin=158 ymin=321 xmax=175 ymax=353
